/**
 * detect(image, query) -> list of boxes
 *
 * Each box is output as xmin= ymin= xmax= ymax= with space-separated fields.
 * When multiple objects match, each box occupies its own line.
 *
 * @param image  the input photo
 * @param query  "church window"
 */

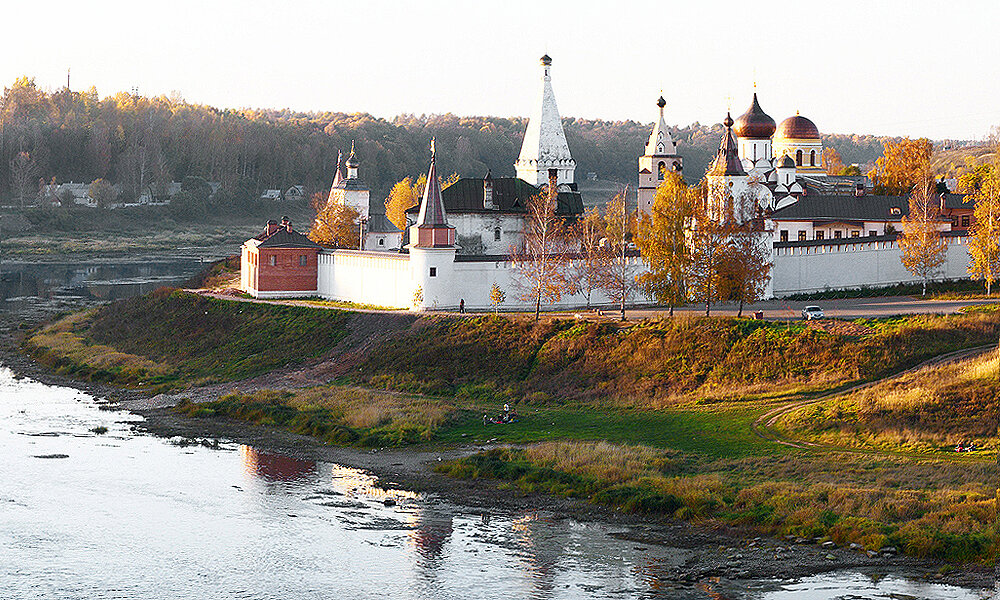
xmin=798 ymin=231 xmax=807 ymax=241
xmin=429 ymin=267 xmax=437 ymax=277
xmin=494 ymin=228 xmax=502 ymax=241
xmin=815 ymin=230 xmax=824 ymax=240
xmin=657 ymin=162 xmax=666 ymax=181
xmin=269 ymin=255 xmax=276 ymax=266
xmin=869 ymin=230 xmax=877 ymax=237
xmin=834 ymin=230 xmax=842 ymax=239
xmin=851 ymin=230 xmax=860 ymax=237
xmin=810 ymin=150 xmax=816 ymax=166
xmin=780 ymin=230 xmax=788 ymax=242
xmin=299 ymin=255 xmax=307 ymax=266
xmin=961 ymin=215 xmax=970 ymax=227
xmin=378 ymin=238 xmax=385 ymax=246
xmin=796 ymin=150 xmax=803 ymax=166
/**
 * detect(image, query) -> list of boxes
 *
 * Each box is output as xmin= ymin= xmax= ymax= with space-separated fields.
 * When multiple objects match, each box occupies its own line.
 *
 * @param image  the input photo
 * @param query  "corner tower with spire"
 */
xmin=637 ymin=95 xmax=684 ymax=215
xmin=515 ymin=54 xmax=577 ymax=188
xmin=408 ymin=140 xmax=458 ymax=310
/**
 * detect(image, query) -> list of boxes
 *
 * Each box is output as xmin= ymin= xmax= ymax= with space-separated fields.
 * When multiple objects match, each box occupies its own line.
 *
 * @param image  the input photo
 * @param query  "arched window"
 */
xmin=657 ymin=161 xmax=666 ymax=180
xmin=810 ymin=150 xmax=816 ymax=166
xmin=494 ymin=227 xmax=502 ymax=241
xmin=796 ymin=150 xmax=803 ymax=166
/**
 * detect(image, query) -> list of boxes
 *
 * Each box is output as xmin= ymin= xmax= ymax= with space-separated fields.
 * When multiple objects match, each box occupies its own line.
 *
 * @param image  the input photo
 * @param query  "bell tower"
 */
xmin=637 ymin=95 xmax=683 ymax=215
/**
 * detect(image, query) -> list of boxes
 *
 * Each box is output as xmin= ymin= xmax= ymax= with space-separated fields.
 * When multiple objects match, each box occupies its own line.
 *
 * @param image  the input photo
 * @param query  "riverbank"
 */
xmin=3 ymin=307 xmax=998 ymax=591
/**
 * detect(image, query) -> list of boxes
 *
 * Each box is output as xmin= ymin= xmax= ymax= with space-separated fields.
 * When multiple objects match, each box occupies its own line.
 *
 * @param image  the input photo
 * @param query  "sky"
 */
xmin=5 ymin=0 xmax=999 ymax=141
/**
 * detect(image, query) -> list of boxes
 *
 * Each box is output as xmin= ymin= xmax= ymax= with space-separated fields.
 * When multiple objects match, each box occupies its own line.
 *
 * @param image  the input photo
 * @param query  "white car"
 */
xmin=801 ymin=305 xmax=824 ymax=320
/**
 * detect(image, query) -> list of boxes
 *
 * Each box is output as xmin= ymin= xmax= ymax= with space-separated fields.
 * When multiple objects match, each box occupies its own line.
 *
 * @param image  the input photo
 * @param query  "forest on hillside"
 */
xmin=0 ymin=77 xmax=908 ymax=208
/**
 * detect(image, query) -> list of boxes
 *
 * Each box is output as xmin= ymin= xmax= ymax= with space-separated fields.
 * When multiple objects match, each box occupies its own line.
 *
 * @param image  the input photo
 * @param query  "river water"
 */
xmin=0 ymin=257 xmax=996 ymax=599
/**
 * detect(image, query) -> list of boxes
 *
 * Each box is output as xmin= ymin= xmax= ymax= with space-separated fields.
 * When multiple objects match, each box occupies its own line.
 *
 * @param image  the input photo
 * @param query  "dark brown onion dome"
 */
xmin=733 ymin=93 xmax=776 ymax=139
xmin=656 ymin=95 xmax=666 ymax=108
xmin=779 ymin=154 xmax=795 ymax=168
xmin=776 ymin=113 xmax=820 ymax=140
xmin=723 ymin=111 xmax=734 ymax=128
xmin=540 ymin=54 xmax=552 ymax=65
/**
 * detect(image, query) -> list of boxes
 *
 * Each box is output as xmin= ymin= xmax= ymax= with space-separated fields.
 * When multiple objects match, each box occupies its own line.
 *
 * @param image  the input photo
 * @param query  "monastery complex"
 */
xmin=241 ymin=56 xmax=977 ymax=310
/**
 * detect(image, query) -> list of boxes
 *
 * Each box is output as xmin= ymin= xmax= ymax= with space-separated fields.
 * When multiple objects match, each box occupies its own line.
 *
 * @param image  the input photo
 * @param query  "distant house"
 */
xmin=260 ymin=189 xmax=283 ymax=201
xmin=284 ymin=185 xmax=307 ymax=202
xmin=241 ymin=216 xmax=322 ymax=298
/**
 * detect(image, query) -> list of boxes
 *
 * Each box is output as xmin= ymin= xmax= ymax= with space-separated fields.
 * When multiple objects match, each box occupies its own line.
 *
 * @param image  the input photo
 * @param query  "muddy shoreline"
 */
xmin=2 ymin=335 xmax=995 ymax=592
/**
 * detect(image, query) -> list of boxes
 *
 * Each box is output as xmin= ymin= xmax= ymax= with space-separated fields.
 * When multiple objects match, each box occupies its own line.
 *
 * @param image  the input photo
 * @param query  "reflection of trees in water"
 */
xmin=409 ymin=507 xmax=454 ymax=577
xmin=240 ymin=445 xmax=317 ymax=482
xmin=0 ymin=261 xmax=199 ymax=302
xmin=511 ymin=513 xmax=567 ymax=596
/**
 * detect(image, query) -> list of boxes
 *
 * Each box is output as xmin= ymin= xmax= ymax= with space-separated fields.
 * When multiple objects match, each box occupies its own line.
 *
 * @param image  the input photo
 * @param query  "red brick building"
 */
xmin=241 ymin=217 xmax=321 ymax=298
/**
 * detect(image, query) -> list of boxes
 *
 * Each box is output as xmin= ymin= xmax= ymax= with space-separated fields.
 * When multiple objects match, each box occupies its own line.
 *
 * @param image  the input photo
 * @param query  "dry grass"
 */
xmin=288 ymin=386 xmax=454 ymax=432
xmin=782 ymin=349 xmax=1000 ymax=451
xmin=26 ymin=311 xmax=175 ymax=385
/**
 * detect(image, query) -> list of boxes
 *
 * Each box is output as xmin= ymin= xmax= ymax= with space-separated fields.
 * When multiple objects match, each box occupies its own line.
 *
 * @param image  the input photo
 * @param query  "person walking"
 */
xmin=459 ymin=299 xmax=465 ymax=314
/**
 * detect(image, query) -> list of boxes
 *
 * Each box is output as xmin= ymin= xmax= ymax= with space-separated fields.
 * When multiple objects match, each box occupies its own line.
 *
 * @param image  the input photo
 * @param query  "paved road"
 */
xmin=626 ymin=295 xmax=1000 ymax=320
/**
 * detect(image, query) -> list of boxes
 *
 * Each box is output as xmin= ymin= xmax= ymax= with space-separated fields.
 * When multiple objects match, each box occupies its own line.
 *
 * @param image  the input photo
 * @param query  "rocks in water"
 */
xmin=881 ymin=546 xmax=898 ymax=556
xmin=849 ymin=542 xmax=862 ymax=551
xmin=821 ymin=541 xmax=837 ymax=549
xmin=383 ymin=498 xmax=396 ymax=507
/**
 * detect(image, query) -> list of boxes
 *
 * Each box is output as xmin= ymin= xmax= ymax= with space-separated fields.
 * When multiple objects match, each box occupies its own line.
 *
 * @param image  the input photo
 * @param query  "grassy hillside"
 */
xmin=781 ymin=349 xmax=1000 ymax=452
xmin=25 ymin=289 xmax=349 ymax=389
xmin=358 ymin=313 xmax=1000 ymax=406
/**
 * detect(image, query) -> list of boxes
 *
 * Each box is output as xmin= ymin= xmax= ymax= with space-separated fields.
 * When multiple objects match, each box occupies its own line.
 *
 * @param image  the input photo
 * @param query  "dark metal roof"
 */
xmin=773 ymin=193 xmax=971 ymax=222
xmin=774 ymin=229 xmax=968 ymax=249
xmin=332 ymin=178 xmax=368 ymax=191
xmin=771 ymin=194 xmax=909 ymax=222
xmin=734 ymin=93 xmax=776 ymax=139
xmin=407 ymin=177 xmax=584 ymax=216
xmin=710 ymin=116 xmax=746 ymax=176
xmin=416 ymin=156 xmax=448 ymax=226
xmin=256 ymin=227 xmax=322 ymax=249
xmin=366 ymin=212 xmax=401 ymax=234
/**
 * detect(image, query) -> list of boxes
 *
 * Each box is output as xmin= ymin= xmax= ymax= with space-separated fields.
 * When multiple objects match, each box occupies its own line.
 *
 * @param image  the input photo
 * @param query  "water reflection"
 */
xmin=241 ymin=446 xmax=317 ymax=482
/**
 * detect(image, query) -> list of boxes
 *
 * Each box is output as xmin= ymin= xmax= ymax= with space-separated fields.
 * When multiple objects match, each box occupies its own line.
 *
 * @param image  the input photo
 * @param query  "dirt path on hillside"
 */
xmin=752 ymin=344 xmax=998 ymax=453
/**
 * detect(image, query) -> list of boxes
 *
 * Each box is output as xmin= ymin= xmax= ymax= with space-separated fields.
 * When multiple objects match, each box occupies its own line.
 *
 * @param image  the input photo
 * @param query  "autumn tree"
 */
xmin=88 ymin=178 xmax=116 ymax=208
xmin=685 ymin=182 xmax=732 ymax=316
xmin=384 ymin=176 xmax=424 ymax=230
xmin=489 ymin=283 xmax=505 ymax=314
xmin=823 ymin=147 xmax=846 ymax=176
xmin=717 ymin=223 xmax=772 ymax=317
xmin=968 ymin=158 xmax=1000 ymax=295
xmin=867 ymin=138 xmax=932 ymax=195
xmin=899 ymin=180 xmax=947 ymax=295
xmin=384 ymin=172 xmax=459 ymax=230
xmin=635 ymin=172 xmax=691 ymax=316
xmin=568 ymin=206 xmax=605 ymax=308
xmin=9 ymin=151 xmax=36 ymax=207
xmin=510 ymin=190 xmax=571 ymax=321
xmin=599 ymin=189 xmax=642 ymax=321
xmin=309 ymin=191 xmax=361 ymax=249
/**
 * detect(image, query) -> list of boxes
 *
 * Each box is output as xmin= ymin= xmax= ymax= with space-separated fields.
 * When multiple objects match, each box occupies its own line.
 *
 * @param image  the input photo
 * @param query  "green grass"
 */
xmin=26 ymin=289 xmax=350 ymax=390
xmin=437 ymin=405 xmax=784 ymax=459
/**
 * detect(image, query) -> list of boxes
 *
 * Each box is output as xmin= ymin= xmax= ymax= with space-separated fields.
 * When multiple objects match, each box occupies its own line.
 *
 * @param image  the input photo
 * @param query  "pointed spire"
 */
xmin=712 ymin=112 xmax=745 ymax=176
xmin=331 ymin=150 xmax=343 ymax=188
xmin=645 ymin=95 xmax=676 ymax=156
xmin=416 ymin=139 xmax=447 ymax=227
xmin=515 ymin=54 xmax=576 ymax=187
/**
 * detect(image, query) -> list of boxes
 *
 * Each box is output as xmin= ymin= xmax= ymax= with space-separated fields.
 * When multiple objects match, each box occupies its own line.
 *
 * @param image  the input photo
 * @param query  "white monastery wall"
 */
xmin=317 ymin=250 xmax=412 ymax=308
xmin=772 ymin=236 xmax=972 ymax=296
xmin=449 ymin=213 xmax=525 ymax=255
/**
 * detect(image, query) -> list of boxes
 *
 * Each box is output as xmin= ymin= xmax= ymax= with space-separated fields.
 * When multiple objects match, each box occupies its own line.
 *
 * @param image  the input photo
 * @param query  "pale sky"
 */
xmin=6 ymin=0 xmax=998 ymax=140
